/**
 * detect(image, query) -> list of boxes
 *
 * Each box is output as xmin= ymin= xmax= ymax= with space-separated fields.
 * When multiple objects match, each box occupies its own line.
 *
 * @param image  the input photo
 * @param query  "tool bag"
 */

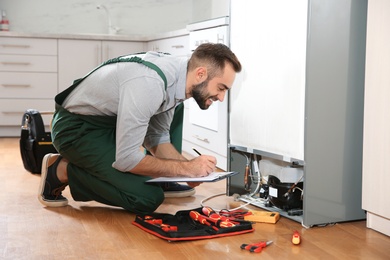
xmin=19 ymin=109 xmax=57 ymax=174
xmin=132 ymin=207 xmax=254 ymax=242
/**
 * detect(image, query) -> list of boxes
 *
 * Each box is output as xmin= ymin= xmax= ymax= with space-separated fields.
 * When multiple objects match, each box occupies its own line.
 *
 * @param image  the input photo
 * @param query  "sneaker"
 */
xmin=159 ymin=182 xmax=196 ymax=198
xmin=38 ymin=153 xmax=68 ymax=207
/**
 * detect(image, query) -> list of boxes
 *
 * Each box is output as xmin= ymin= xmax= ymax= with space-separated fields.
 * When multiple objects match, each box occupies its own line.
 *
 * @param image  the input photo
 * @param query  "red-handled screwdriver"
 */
xmin=190 ymin=211 xmax=219 ymax=231
xmin=145 ymin=219 xmax=163 ymax=225
xmin=292 ymin=230 xmax=301 ymax=245
xmin=160 ymin=224 xmax=177 ymax=232
xmin=201 ymin=207 xmax=236 ymax=228
xmin=202 ymin=206 xmax=228 ymax=221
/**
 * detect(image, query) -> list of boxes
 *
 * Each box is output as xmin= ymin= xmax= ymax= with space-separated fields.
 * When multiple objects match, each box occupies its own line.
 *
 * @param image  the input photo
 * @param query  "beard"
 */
xmin=191 ymin=79 xmax=212 ymax=110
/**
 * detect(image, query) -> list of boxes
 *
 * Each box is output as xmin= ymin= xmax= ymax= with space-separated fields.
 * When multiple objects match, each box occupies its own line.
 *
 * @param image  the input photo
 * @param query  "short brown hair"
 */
xmin=187 ymin=43 xmax=242 ymax=79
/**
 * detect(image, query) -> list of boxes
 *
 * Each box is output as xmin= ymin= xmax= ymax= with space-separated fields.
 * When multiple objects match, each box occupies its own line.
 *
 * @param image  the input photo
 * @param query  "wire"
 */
xmin=200 ymin=192 xmax=251 ymax=212
xmin=200 ymin=192 xmax=225 ymax=206
xmin=283 ymin=173 xmax=304 ymax=197
xmin=248 ymin=155 xmax=261 ymax=197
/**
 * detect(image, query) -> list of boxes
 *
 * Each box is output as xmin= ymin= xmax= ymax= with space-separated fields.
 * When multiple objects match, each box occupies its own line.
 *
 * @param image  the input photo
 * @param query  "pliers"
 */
xmin=240 ymin=240 xmax=273 ymax=253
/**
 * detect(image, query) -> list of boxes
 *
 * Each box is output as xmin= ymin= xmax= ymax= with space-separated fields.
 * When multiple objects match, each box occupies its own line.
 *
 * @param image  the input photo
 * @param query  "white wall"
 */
xmin=0 ymin=0 xmax=229 ymax=35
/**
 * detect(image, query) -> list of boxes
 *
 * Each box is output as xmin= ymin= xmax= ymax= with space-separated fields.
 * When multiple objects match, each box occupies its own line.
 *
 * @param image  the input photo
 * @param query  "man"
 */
xmin=38 ymin=43 xmax=242 ymax=214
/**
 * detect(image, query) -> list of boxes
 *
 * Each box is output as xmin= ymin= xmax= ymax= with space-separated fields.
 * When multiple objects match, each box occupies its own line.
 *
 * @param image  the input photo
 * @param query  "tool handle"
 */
xmin=292 ymin=231 xmax=301 ymax=245
xmin=190 ymin=211 xmax=211 ymax=226
xmin=250 ymin=246 xmax=264 ymax=253
xmin=240 ymin=243 xmax=249 ymax=249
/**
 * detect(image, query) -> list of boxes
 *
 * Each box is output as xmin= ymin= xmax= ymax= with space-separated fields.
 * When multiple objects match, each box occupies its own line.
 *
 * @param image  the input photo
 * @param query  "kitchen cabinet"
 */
xmin=0 ymin=32 xmax=188 ymax=137
xmin=182 ymin=99 xmax=228 ymax=170
xmin=0 ymin=32 xmax=194 ymax=137
xmin=227 ymin=0 xmax=367 ymax=227
xmin=58 ymin=39 xmax=101 ymax=92
xmin=0 ymin=37 xmax=57 ymax=136
xmin=58 ymin=39 xmax=145 ymax=92
xmin=362 ymin=0 xmax=390 ymax=237
xmin=102 ymin=40 xmax=146 ymax=60
xmin=146 ymin=31 xmax=234 ymax=169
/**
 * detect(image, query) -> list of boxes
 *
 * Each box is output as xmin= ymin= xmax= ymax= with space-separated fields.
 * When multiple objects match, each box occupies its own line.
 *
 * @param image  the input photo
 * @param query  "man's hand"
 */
xmin=130 ymin=143 xmax=217 ymax=179
xmin=185 ymin=155 xmax=217 ymax=177
xmin=187 ymin=182 xmax=202 ymax=188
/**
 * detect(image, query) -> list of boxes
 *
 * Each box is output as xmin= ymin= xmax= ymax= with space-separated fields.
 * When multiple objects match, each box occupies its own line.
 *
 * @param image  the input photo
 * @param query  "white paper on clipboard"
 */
xmin=146 ymin=171 xmax=238 ymax=183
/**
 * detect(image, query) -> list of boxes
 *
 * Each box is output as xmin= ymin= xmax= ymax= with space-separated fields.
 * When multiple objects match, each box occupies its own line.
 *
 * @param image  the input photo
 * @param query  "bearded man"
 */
xmin=38 ymin=43 xmax=241 ymax=214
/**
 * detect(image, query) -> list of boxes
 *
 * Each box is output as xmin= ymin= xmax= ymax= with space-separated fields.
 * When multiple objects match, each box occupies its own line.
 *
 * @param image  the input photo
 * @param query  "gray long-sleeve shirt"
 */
xmin=62 ymin=52 xmax=188 ymax=172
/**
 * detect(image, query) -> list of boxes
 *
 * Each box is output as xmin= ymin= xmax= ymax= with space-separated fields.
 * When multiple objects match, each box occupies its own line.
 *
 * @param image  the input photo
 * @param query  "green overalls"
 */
xmin=51 ymin=56 xmax=184 ymax=214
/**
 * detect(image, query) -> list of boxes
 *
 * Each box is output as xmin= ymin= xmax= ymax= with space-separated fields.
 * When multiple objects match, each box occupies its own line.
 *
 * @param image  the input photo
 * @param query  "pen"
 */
xmin=193 ymin=148 xmax=202 ymax=156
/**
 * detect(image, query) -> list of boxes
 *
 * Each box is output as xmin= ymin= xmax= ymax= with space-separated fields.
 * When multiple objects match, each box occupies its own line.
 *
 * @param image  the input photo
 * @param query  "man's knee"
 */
xmin=123 ymin=187 xmax=164 ymax=214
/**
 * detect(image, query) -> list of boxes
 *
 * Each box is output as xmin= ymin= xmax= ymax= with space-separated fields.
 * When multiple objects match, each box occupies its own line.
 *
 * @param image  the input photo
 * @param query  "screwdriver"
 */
xmin=189 ymin=211 xmax=219 ymax=231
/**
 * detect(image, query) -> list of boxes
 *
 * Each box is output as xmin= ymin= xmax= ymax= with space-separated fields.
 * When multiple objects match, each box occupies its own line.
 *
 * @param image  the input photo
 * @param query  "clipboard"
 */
xmin=146 ymin=171 xmax=238 ymax=183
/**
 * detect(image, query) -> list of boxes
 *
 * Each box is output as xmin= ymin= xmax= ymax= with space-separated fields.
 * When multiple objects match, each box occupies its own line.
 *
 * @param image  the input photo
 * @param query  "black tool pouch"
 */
xmin=19 ymin=109 xmax=57 ymax=174
xmin=133 ymin=207 xmax=254 ymax=242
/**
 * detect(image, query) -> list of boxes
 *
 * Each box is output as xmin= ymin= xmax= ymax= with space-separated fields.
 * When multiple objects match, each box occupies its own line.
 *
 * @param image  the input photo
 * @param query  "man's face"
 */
xmin=191 ymin=63 xmax=236 ymax=110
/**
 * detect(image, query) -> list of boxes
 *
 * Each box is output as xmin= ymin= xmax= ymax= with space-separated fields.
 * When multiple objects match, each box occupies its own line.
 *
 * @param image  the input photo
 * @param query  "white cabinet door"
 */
xmin=182 ymin=25 xmax=229 ymax=170
xmin=59 ymin=40 xmax=146 ymax=92
xmin=182 ymin=97 xmax=228 ymax=170
xmin=102 ymin=41 xmax=145 ymax=61
xmin=362 ymin=0 xmax=390 ymax=237
xmin=58 ymin=39 xmax=101 ymax=92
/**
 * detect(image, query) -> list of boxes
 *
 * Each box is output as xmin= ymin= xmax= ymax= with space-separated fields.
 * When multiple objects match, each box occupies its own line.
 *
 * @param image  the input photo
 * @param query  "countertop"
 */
xmin=0 ymin=28 xmax=189 ymax=42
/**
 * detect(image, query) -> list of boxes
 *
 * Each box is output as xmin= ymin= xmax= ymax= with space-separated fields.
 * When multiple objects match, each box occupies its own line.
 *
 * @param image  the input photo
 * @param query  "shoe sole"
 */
xmin=38 ymin=153 xmax=68 ymax=207
xmin=164 ymin=188 xmax=196 ymax=198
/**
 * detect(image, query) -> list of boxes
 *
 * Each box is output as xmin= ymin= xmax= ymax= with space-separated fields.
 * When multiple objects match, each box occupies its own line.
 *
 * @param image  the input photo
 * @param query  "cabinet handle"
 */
xmin=2 ymin=84 xmax=31 ymax=88
xmin=2 ymin=111 xmax=24 ymax=115
xmin=1 ymin=62 xmax=31 ymax=66
xmin=1 ymin=44 xmax=31 ymax=48
xmin=217 ymin=34 xmax=225 ymax=44
xmin=2 ymin=111 xmax=53 ymax=115
xmin=39 ymin=111 xmax=54 ymax=115
xmin=171 ymin=45 xmax=184 ymax=48
xmin=193 ymin=135 xmax=210 ymax=143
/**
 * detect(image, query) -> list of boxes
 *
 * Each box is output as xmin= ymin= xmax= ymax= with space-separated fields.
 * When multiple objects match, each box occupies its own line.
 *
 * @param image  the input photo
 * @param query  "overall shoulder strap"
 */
xmin=103 ymin=55 xmax=168 ymax=88
xmin=55 ymin=53 xmax=167 ymax=106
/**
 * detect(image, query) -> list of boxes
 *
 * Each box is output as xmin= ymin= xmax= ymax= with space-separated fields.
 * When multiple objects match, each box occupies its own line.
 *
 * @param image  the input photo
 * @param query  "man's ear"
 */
xmin=196 ymin=67 xmax=208 ymax=82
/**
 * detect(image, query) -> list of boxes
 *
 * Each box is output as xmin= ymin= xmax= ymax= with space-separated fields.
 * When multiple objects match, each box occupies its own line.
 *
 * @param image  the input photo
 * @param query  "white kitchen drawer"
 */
xmin=189 ymin=26 xmax=229 ymax=52
xmin=0 ymin=54 xmax=57 ymax=72
xmin=182 ymin=140 xmax=227 ymax=170
xmin=0 ymin=99 xmax=55 ymax=126
xmin=0 ymin=72 xmax=57 ymax=98
xmin=0 ymin=37 xmax=57 ymax=55
xmin=182 ymin=106 xmax=228 ymax=157
xmin=148 ymin=35 xmax=189 ymax=57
